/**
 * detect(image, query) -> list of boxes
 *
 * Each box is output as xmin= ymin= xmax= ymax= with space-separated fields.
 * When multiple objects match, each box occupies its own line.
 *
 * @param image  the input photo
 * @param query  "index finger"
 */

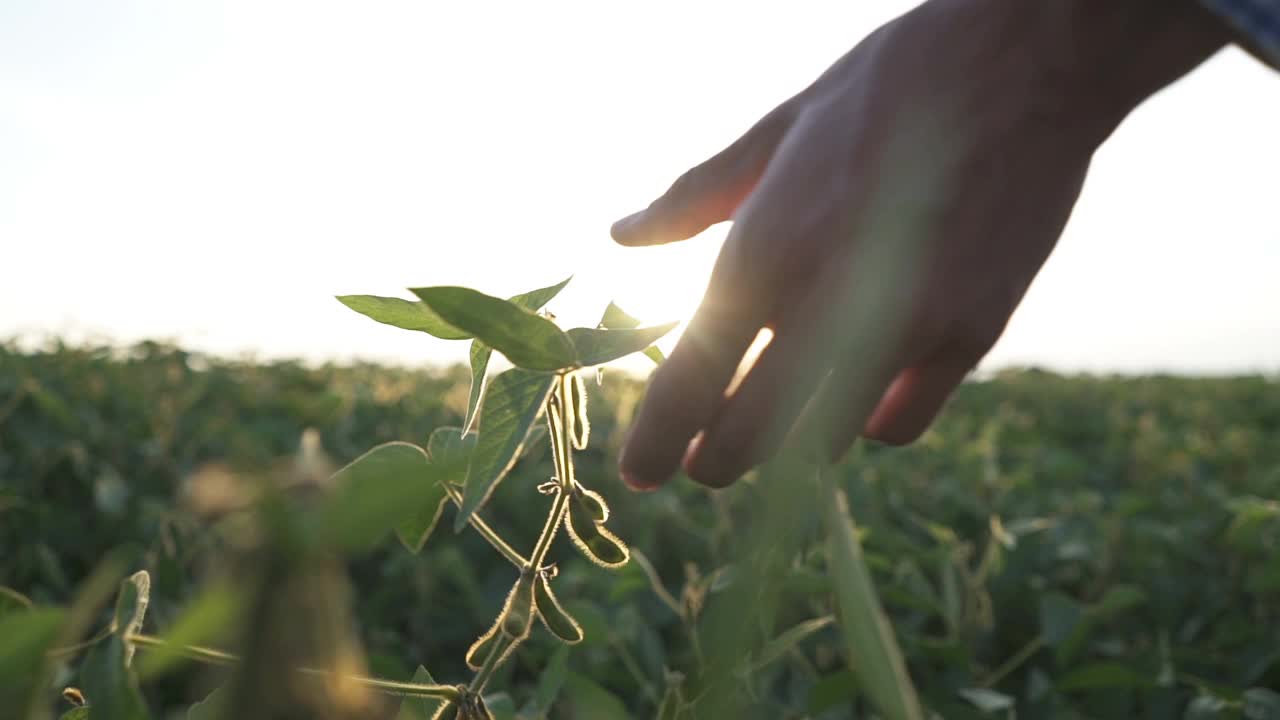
xmin=617 ymin=236 xmax=772 ymax=490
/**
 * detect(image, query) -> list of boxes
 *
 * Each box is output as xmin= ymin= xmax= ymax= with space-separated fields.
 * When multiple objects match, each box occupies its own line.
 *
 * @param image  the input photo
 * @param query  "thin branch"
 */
xmin=979 ymin=635 xmax=1045 ymax=688
xmin=444 ymin=485 xmax=528 ymax=567
xmin=630 ymin=548 xmax=683 ymax=619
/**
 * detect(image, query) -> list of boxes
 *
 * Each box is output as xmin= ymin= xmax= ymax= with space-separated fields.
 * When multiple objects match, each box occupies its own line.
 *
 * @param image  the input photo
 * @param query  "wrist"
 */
xmin=1029 ymin=0 xmax=1230 ymax=139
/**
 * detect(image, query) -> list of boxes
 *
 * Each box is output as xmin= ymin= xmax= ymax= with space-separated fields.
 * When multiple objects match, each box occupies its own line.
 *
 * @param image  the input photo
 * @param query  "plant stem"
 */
xmin=607 ymin=631 xmax=661 ymax=704
xmin=126 ymin=634 xmax=460 ymax=701
xmin=47 ymin=627 xmax=112 ymax=659
xmin=466 ymin=375 xmax=577 ymax=695
xmin=979 ymin=635 xmax=1045 ymax=689
xmin=444 ymin=484 xmax=529 ymax=567
xmin=630 ymin=548 xmax=683 ymax=618
xmin=528 ymin=375 xmax=573 ymax=569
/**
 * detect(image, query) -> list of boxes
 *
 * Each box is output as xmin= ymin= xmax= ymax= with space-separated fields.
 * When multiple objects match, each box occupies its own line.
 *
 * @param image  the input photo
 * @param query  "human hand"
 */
xmin=612 ymin=0 xmax=1226 ymax=490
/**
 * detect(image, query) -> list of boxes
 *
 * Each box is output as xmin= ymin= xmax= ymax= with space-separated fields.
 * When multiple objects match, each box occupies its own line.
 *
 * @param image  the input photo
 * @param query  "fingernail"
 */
xmin=621 ymin=469 xmax=660 ymax=493
xmin=610 ymin=211 xmax=646 ymax=240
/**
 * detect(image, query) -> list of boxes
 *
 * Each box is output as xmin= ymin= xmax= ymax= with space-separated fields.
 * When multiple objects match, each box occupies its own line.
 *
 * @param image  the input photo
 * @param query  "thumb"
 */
xmin=611 ymin=102 xmax=797 ymax=247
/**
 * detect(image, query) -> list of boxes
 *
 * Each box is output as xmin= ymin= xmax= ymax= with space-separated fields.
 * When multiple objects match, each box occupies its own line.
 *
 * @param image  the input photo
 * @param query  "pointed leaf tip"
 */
xmin=567 ymin=323 xmax=677 ymax=367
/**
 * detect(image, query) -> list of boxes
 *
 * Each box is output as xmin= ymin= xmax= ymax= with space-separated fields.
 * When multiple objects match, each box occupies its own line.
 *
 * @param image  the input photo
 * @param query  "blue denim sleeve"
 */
xmin=1202 ymin=0 xmax=1280 ymax=67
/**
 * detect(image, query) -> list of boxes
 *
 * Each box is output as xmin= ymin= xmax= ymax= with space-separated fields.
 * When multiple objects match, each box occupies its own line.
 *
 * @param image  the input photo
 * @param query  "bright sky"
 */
xmin=2 ymin=1 xmax=1277 ymax=374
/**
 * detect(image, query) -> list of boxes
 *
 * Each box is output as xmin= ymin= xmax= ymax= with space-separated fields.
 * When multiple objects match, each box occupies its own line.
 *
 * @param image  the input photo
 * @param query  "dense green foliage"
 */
xmin=2 ymin=340 xmax=1278 ymax=718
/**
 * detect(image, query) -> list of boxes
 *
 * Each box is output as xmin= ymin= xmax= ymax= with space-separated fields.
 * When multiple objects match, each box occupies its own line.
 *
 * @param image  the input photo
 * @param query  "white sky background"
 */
xmin=2 ymin=1 xmax=1277 ymax=374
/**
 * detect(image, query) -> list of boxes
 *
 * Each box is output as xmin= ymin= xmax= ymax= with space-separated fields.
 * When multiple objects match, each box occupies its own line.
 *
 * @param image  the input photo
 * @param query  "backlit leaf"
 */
xmin=465 ymin=341 xmax=491 ymax=434
xmin=336 ymin=295 xmax=470 ymax=339
xmin=566 ymin=323 xmax=677 ymax=368
xmin=396 ymin=666 xmax=449 ymax=720
xmin=396 ymin=493 xmax=451 ymax=554
xmin=599 ymin=302 xmax=666 ymax=364
xmin=455 ymin=369 xmax=555 ymax=531
xmin=509 ymin=276 xmax=572 ymax=312
xmin=412 ymin=287 xmax=576 ymax=371
xmin=427 ymin=427 xmax=478 ymax=482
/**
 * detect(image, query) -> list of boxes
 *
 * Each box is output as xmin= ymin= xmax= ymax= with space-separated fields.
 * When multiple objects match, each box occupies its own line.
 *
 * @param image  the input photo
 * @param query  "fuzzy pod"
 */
xmin=500 ymin=572 xmax=537 ymax=640
xmin=568 ymin=371 xmax=590 ymax=450
xmin=573 ymin=485 xmax=610 ymax=524
xmin=464 ymin=622 xmax=500 ymax=671
xmin=565 ymin=495 xmax=629 ymax=569
xmin=534 ymin=572 xmax=584 ymax=644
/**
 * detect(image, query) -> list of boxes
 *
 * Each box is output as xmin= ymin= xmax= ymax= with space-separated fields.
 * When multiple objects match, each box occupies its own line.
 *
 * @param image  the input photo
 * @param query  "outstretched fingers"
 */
xmin=611 ymin=103 xmax=798 ymax=247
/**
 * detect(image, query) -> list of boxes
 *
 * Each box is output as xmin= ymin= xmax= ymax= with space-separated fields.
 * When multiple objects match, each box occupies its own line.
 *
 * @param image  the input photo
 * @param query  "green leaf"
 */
xmin=465 ymin=341 xmax=492 ymax=434
xmin=1245 ymin=688 xmax=1280 ymax=720
xmin=1038 ymin=592 xmax=1083 ymax=648
xmin=396 ymin=492 xmax=451 ymax=554
xmin=396 ymin=666 xmax=449 ymax=720
xmin=564 ymin=672 xmax=630 ymax=720
xmin=599 ymin=302 xmax=667 ymax=364
xmin=412 ymin=287 xmax=576 ymax=371
xmin=523 ymin=645 xmax=570 ymax=718
xmin=336 ymin=295 xmax=470 ymax=340
xmin=81 ymin=573 xmax=153 ymax=720
xmin=509 ymin=276 xmax=572 ymax=312
xmin=187 ymin=686 xmax=227 ymax=720
xmin=0 ymin=607 xmax=65 ymax=711
xmin=566 ymin=323 xmax=677 ymax=367
xmin=823 ymin=485 xmax=923 ymax=720
xmin=428 ymin=427 xmax=478 ymax=474
xmin=323 ymin=442 xmax=439 ymax=553
xmin=642 ymin=346 xmax=666 ymax=365
xmin=59 ymin=707 xmax=91 ymax=720
xmin=464 ymin=278 xmax=570 ymax=433
xmin=1055 ymin=661 xmax=1153 ymax=692
xmin=80 ymin=635 xmax=151 ymax=712
xmin=808 ymin=671 xmax=859 ymax=715
xmin=454 ymin=369 xmax=555 ymax=531
xmin=395 ymin=435 xmax=459 ymax=552
xmin=957 ymin=687 xmax=1015 ymax=713
xmin=483 ymin=692 xmax=517 ymax=720
xmin=137 ymin=583 xmax=240 ymax=680
xmin=751 ymin=615 xmax=834 ymax=670
xmin=599 ymin=302 xmax=642 ymax=329
xmin=1090 ymin=584 xmax=1147 ymax=617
